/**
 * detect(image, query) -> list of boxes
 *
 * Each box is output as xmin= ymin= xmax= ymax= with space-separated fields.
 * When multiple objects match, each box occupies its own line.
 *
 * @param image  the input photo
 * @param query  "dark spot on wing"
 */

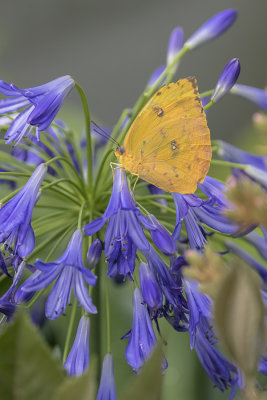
xmin=153 ymin=105 xmax=164 ymax=117
xmin=156 ymin=91 xmax=161 ymax=96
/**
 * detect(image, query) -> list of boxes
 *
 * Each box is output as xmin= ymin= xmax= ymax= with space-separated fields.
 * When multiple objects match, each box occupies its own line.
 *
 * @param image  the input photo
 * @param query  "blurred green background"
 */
xmin=0 ymin=0 xmax=266 ymax=399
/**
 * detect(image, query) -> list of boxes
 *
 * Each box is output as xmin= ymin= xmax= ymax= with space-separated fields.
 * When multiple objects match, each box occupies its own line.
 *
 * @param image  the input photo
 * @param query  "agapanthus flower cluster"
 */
xmin=0 ymin=8 xmax=266 ymax=399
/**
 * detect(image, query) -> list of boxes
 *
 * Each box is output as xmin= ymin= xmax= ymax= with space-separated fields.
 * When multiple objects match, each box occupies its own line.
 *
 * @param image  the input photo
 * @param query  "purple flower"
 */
xmin=125 ymin=288 xmax=157 ymax=372
xmin=144 ymin=246 xmax=185 ymax=310
xmin=21 ymin=230 xmax=97 ymax=319
xmin=139 ymin=262 xmax=163 ymax=311
xmin=184 ymin=9 xmax=237 ymax=50
xmin=146 ymin=66 xmax=166 ymax=89
xmin=172 ymin=179 xmax=238 ymax=249
xmin=0 ymin=76 xmax=74 ymax=143
xmin=231 ymin=84 xmax=267 ymax=110
xmin=0 ymin=299 xmax=16 ymax=321
xmin=86 ymin=239 xmax=103 ymax=270
xmin=183 ymin=278 xmax=212 ymax=348
xmin=167 ymin=27 xmax=184 ymax=65
xmin=217 ymin=140 xmax=267 ymax=172
xmin=84 ymin=169 xmax=174 ymax=280
xmin=147 ymin=184 xmax=167 ymax=208
xmin=64 ymin=315 xmax=90 ymax=376
xmin=0 ymin=163 xmax=47 ymax=258
xmin=245 ymin=231 xmax=267 ymax=261
xmin=194 ymin=317 xmax=237 ymax=392
xmin=211 ymin=58 xmax=240 ymax=103
xmin=97 ymin=354 xmax=117 ymax=400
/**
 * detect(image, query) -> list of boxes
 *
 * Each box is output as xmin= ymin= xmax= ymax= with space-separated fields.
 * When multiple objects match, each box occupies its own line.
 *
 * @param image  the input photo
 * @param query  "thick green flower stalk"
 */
xmin=0 ymin=9 xmax=267 ymax=399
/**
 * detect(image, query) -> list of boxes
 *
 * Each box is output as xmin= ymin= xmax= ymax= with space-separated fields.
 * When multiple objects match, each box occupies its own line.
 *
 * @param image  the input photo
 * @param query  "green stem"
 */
xmin=62 ymin=298 xmax=78 ymax=363
xmin=75 ymin=82 xmax=93 ymax=190
xmin=203 ymin=100 xmax=214 ymax=111
xmin=77 ymin=201 xmax=86 ymax=229
xmin=105 ymin=275 xmax=111 ymax=353
xmin=210 ymin=159 xmax=247 ymax=170
xmin=200 ymin=89 xmax=214 ymax=98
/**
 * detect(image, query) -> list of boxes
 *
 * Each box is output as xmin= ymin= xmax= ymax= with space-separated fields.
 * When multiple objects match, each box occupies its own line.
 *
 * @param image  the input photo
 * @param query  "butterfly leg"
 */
xmin=110 ymin=162 xmax=122 ymax=179
xmin=131 ymin=175 xmax=139 ymax=194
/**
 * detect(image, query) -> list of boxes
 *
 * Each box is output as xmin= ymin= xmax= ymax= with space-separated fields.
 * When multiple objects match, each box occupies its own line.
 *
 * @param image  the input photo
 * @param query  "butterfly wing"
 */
xmin=122 ymin=77 xmax=211 ymax=193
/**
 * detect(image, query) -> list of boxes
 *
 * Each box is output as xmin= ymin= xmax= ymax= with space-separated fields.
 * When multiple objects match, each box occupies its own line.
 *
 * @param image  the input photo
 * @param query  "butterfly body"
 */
xmin=115 ymin=77 xmax=212 ymax=194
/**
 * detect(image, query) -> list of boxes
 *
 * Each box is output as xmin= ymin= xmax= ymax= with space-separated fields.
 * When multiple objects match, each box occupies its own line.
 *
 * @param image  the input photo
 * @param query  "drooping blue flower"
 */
xmin=0 ymin=163 xmax=47 ymax=258
xmin=21 ymin=230 xmax=97 ymax=319
xmin=217 ymin=140 xmax=267 ymax=171
xmin=184 ymin=9 xmax=237 ymax=50
xmin=231 ymin=84 xmax=267 ymax=110
xmin=86 ymin=239 xmax=103 ymax=270
xmin=211 ymin=58 xmax=240 ymax=103
xmin=139 ymin=262 xmax=163 ymax=311
xmin=194 ymin=316 xmax=237 ymax=392
xmin=64 ymin=315 xmax=90 ymax=376
xmin=97 ymin=353 xmax=117 ymax=400
xmin=84 ymin=169 xmax=175 ymax=280
xmin=0 ymin=299 xmax=16 ymax=321
xmin=125 ymin=288 xmax=157 ymax=372
xmin=0 ymin=76 xmax=74 ymax=143
xmin=172 ymin=178 xmax=238 ymax=249
xmin=144 ymin=246 xmax=184 ymax=310
xmin=167 ymin=27 xmax=184 ymax=65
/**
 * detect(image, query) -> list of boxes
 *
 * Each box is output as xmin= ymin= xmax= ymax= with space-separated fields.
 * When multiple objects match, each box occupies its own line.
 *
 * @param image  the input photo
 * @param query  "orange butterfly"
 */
xmin=114 ymin=77 xmax=212 ymax=194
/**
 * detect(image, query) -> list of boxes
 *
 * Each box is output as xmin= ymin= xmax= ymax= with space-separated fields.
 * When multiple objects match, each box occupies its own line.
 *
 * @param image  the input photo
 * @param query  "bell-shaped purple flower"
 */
xmin=64 ymin=315 xmax=90 ymax=376
xmin=211 ymin=58 xmax=240 ymax=103
xmin=167 ymin=27 xmax=184 ymax=65
xmin=184 ymin=9 xmax=237 ymax=50
xmin=21 ymin=230 xmax=97 ymax=319
xmin=147 ymin=184 xmax=167 ymax=208
xmin=231 ymin=84 xmax=267 ymax=110
xmin=125 ymin=288 xmax=157 ymax=372
xmin=84 ymin=169 xmax=174 ymax=280
xmin=139 ymin=262 xmax=163 ymax=311
xmin=86 ymin=239 xmax=103 ymax=270
xmin=0 ymin=75 xmax=74 ymax=143
xmin=194 ymin=316 xmax=237 ymax=392
xmin=172 ymin=181 xmax=238 ymax=249
xmin=0 ymin=163 xmax=47 ymax=258
xmin=97 ymin=353 xmax=117 ymax=400
xmin=183 ymin=278 xmax=212 ymax=348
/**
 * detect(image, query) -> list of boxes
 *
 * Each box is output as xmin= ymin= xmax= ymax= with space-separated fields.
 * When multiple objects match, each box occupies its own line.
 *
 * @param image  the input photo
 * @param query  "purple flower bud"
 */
xmin=97 ymin=354 xmax=117 ymax=400
xmin=231 ymin=84 xmax=267 ymax=110
xmin=138 ymin=214 xmax=175 ymax=255
xmin=211 ymin=58 xmax=240 ymax=103
xmin=146 ymin=65 xmax=166 ymax=89
xmin=139 ymin=262 xmax=163 ymax=310
xmin=184 ymin=9 xmax=237 ymax=50
xmin=86 ymin=239 xmax=103 ymax=270
xmin=167 ymin=27 xmax=184 ymax=65
xmin=64 ymin=315 xmax=90 ymax=376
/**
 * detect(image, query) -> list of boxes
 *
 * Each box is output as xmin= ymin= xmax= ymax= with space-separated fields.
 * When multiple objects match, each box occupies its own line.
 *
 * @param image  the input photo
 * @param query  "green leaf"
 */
xmin=120 ymin=343 xmax=164 ymax=400
xmin=52 ymin=362 xmax=97 ymax=400
xmin=0 ymin=309 xmax=65 ymax=400
xmin=214 ymin=260 xmax=265 ymax=381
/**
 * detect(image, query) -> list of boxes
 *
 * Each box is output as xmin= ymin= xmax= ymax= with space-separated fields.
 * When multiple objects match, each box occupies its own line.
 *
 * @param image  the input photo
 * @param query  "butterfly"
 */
xmin=114 ymin=77 xmax=212 ymax=194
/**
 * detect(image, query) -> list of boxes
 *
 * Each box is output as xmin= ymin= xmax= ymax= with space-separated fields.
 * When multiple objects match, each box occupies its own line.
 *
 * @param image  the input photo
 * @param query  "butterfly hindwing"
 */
xmin=121 ymin=77 xmax=211 ymax=193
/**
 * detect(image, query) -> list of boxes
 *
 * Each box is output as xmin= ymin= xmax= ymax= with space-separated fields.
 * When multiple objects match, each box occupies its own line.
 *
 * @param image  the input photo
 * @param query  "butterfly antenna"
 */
xmin=92 ymin=120 xmax=120 ymax=147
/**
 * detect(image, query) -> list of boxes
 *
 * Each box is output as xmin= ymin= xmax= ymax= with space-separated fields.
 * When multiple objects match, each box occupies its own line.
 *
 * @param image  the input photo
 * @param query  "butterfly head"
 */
xmin=114 ymin=146 xmax=125 ymax=158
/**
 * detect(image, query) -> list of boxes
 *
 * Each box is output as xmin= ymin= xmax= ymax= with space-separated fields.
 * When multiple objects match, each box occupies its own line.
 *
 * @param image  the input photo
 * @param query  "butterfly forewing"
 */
xmin=121 ymin=77 xmax=212 ymax=193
